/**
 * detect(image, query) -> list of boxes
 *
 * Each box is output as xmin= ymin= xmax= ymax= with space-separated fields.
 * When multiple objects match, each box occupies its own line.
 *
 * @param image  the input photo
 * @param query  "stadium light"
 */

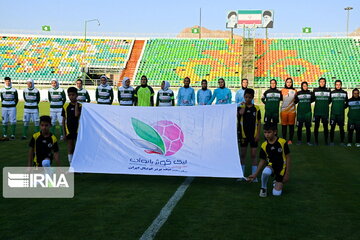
xmin=83 ymin=19 xmax=101 ymax=80
xmin=344 ymin=7 xmax=353 ymax=37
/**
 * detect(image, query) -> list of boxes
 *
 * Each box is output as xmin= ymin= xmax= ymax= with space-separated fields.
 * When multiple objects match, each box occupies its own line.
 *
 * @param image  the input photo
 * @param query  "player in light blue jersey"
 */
xmin=197 ymin=80 xmax=212 ymax=105
xmin=207 ymin=78 xmax=232 ymax=105
xmin=235 ymin=78 xmax=253 ymax=106
xmin=177 ymin=77 xmax=195 ymax=106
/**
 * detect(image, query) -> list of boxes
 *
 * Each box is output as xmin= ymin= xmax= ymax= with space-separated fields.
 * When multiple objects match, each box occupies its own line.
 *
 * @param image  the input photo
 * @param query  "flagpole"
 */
xmin=199 ymin=8 xmax=202 ymax=39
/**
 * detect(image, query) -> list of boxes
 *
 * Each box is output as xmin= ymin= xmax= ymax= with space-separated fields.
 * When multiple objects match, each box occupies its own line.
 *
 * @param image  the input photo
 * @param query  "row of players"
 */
xmin=2 ymin=75 xmax=358 ymax=197
xmin=0 ymin=75 xmax=359 ymax=147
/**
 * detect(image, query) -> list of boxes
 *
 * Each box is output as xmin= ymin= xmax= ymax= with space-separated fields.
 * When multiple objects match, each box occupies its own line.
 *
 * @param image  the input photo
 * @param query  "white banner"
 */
xmin=71 ymin=103 xmax=243 ymax=178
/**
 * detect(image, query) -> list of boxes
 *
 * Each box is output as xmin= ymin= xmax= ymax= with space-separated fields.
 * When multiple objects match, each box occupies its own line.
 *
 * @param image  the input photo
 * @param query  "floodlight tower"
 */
xmin=344 ymin=7 xmax=353 ymax=37
xmin=83 ymin=19 xmax=100 ymax=81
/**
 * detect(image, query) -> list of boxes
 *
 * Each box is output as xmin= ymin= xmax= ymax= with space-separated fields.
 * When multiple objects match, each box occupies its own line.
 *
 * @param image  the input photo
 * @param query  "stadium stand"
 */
xmin=0 ymin=35 xmax=133 ymax=83
xmin=134 ymin=39 xmax=243 ymax=87
xmin=1 ymin=35 xmax=359 ymax=88
xmin=255 ymin=38 xmax=360 ymax=88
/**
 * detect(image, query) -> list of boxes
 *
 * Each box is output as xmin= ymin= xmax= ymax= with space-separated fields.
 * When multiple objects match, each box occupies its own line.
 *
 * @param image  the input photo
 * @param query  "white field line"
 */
xmin=139 ymin=177 xmax=194 ymax=240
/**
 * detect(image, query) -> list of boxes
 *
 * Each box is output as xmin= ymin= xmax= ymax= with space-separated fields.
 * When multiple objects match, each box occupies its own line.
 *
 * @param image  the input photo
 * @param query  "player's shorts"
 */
xmin=297 ymin=112 xmax=312 ymax=124
xmin=264 ymin=113 xmax=279 ymax=124
xmin=66 ymin=132 xmax=78 ymax=140
xmin=23 ymin=110 xmax=39 ymax=125
xmin=269 ymin=164 xmax=286 ymax=182
xmin=330 ymin=114 xmax=344 ymax=127
xmin=50 ymin=110 xmax=63 ymax=125
xmin=313 ymin=115 xmax=329 ymax=124
xmin=281 ymin=111 xmax=296 ymax=125
xmin=347 ymin=121 xmax=360 ymax=131
xmin=2 ymin=107 xmax=16 ymax=124
xmin=239 ymin=138 xmax=258 ymax=148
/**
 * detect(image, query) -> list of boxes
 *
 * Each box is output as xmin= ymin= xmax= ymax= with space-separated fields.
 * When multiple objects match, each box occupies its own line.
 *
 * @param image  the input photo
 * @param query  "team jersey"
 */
xmin=313 ymin=87 xmax=331 ymax=117
xmin=177 ymin=87 xmax=195 ymax=106
xmin=207 ymin=87 xmax=232 ymax=105
xmin=235 ymin=88 xmax=254 ymax=106
xmin=235 ymin=88 xmax=246 ymax=106
xmin=48 ymin=87 xmax=66 ymax=109
xmin=330 ymin=89 xmax=348 ymax=116
xmin=29 ymin=132 xmax=59 ymax=166
xmin=62 ymin=103 xmax=82 ymax=135
xmin=261 ymin=88 xmax=282 ymax=115
xmin=96 ymin=85 xmax=114 ymax=104
xmin=238 ymin=105 xmax=261 ymax=139
xmin=24 ymin=88 xmax=40 ymax=110
xmin=0 ymin=87 xmax=18 ymax=108
xmin=259 ymin=137 xmax=290 ymax=175
xmin=156 ymin=89 xmax=174 ymax=106
xmin=118 ymin=86 xmax=134 ymax=106
xmin=134 ymin=85 xmax=155 ymax=106
xmin=77 ymin=88 xmax=91 ymax=103
xmin=348 ymin=97 xmax=360 ymax=123
xmin=197 ymin=89 xmax=212 ymax=105
xmin=295 ymin=90 xmax=315 ymax=118
xmin=281 ymin=88 xmax=297 ymax=113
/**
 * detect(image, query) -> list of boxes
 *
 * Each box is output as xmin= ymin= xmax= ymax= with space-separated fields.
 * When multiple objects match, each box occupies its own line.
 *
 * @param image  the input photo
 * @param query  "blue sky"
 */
xmin=0 ymin=0 xmax=359 ymax=34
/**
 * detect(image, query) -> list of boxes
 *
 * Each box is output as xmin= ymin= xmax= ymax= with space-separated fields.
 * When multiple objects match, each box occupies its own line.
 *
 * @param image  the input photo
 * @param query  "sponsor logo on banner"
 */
xmin=131 ymin=118 xmax=184 ymax=156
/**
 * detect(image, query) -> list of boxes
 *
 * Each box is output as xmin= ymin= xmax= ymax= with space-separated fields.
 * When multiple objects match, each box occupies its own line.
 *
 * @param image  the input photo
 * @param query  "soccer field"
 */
xmin=1 ymin=102 xmax=359 ymax=240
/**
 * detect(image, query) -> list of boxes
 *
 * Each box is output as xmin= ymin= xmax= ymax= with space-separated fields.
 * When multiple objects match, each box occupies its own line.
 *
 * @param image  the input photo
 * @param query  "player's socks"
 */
xmin=324 ymin=124 xmax=329 ymax=144
xmin=2 ymin=125 xmax=8 ymax=137
xmin=11 ymin=124 xmax=16 ymax=136
xmin=340 ymin=126 xmax=345 ymax=143
xmin=252 ymin=165 xmax=257 ymax=174
xmin=330 ymin=125 xmax=335 ymax=142
xmin=261 ymin=167 xmax=272 ymax=189
xmin=306 ymin=125 xmax=311 ymax=143
xmin=289 ymin=125 xmax=294 ymax=141
xmin=23 ymin=125 xmax=28 ymax=137
xmin=68 ymin=154 xmax=73 ymax=164
xmin=282 ymin=125 xmax=287 ymax=139
xmin=252 ymin=165 xmax=258 ymax=182
xmin=272 ymin=188 xmax=282 ymax=196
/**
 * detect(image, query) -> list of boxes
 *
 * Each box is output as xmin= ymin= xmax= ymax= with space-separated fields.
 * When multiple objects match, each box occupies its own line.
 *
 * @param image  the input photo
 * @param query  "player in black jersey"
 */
xmin=62 ymin=87 xmax=81 ymax=165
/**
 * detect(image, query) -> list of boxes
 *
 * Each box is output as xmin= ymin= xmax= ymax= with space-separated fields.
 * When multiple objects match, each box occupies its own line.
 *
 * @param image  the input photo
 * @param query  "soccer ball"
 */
xmin=152 ymin=120 xmax=184 ymax=156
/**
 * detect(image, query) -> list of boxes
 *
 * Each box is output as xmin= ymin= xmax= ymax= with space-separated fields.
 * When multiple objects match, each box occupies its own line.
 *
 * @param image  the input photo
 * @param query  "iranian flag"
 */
xmin=237 ymin=10 xmax=262 ymax=25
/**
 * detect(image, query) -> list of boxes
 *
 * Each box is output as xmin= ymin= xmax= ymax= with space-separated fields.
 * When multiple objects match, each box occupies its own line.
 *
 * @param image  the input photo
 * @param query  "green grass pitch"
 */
xmin=0 ymin=102 xmax=359 ymax=240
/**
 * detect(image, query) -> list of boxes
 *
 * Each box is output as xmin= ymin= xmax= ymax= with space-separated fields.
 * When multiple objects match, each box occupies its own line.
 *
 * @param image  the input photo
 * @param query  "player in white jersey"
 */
xmin=118 ymin=77 xmax=134 ymax=106
xmin=76 ymin=79 xmax=91 ymax=103
xmin=156 ymin=81 xmax=175 ymax=106
xmin=22 ymin=79 xmax=40 ymax=140
xmin=95 ymin=75 xmax=114 ymax=105
xmin=1 ymin=77 xmax=18 ymax=139
xmin=48 ymin=78 xmax=66 ymax=140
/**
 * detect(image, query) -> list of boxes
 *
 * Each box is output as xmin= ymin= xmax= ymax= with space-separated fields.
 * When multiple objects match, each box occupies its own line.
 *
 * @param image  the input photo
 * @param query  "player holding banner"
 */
xmin=22 ymin=79 xmax=40 ymax=140
xmin=48 ymin=78 xmax=66 ymax=140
